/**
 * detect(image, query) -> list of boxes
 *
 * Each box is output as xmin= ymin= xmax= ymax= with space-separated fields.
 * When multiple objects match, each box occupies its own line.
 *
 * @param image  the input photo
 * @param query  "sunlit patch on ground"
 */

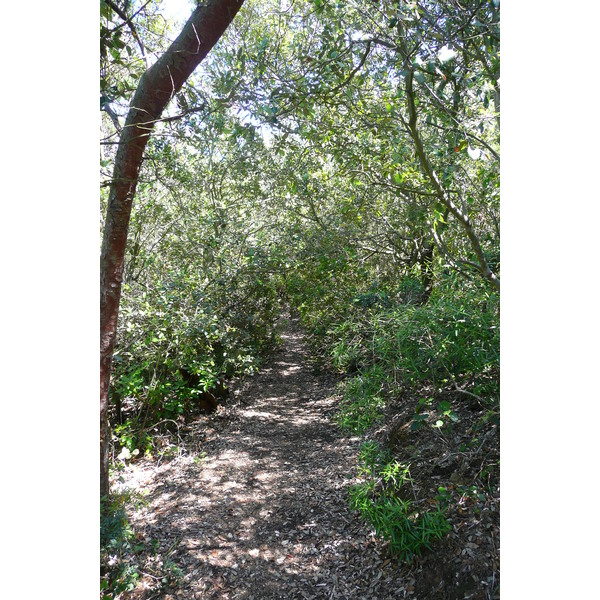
xmin=112 ymin=316 xmax=498 ymax=599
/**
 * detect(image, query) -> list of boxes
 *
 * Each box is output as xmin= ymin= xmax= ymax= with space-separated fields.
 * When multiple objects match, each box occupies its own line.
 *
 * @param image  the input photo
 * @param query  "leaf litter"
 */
xmin=112 ymin=315 xmax=499 ymax=599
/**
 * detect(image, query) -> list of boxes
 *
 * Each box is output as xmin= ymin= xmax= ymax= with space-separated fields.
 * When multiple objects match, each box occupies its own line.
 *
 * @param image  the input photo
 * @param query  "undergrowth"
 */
xmin=336 ymin=364 xmax=387 ymax=434
xmin=101 ymin=492 xmax=184 ymax=599
xmin=350 ymin=442 xmax=451 ymax=561
xmin=110 ymin=268 xmax=283 ymax=456
xmin=287 ymin=271 xmax=498 ymax=558
xmin=100 ymin=494 xmax=141 ymax=599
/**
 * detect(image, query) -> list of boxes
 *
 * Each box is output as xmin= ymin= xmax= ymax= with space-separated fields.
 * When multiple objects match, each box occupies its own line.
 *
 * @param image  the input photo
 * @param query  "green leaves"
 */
xmin=100 ymin=0 xmax=112 ymax=21
xmin=336 ymin=366 xmax=386 ymax=434
xmin=350 ymin=443 xmax=451 ymax=561
xmin=257 ymin=35 xmax=269 ymax=58
xmin=102 ymin=0 xmax=500 ymax=532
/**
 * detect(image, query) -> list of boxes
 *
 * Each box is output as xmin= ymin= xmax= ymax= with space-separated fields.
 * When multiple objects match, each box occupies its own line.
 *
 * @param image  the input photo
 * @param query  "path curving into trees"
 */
xmin=115 ymin=316 xmax=422 ymax=599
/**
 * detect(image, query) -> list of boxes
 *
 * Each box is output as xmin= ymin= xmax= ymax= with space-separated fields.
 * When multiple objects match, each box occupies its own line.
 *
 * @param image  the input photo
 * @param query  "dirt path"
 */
xmin=117 ymin=315 xmax=418 ymax=599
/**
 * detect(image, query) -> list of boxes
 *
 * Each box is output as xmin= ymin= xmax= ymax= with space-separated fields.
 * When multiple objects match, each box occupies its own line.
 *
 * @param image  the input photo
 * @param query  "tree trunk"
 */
xmin=100 ymin=0 xmax=246 ymax=499
xmin=403 ymin=71 xmax=500 ymax=292
xmin=419 ymin=241 xmax=435 ymax=304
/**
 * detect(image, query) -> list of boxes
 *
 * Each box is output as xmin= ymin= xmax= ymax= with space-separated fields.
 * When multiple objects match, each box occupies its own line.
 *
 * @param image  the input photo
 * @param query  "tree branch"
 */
xmin=403 ymin=69 xmax=499 ymax=291
xmin=103 ymin=0 xmax=148 ymax=68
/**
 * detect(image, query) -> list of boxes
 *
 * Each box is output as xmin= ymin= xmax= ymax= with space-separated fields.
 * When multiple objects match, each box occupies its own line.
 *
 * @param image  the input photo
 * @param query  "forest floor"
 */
xmin=112 ymin=314 xmax=499 ymax=599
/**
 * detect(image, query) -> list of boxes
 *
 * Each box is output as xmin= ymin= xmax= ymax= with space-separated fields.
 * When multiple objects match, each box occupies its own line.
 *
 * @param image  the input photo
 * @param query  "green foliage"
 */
xmin=336 ymin=365 xmax=386 ymax=434
xmin=100 ymin=495 xmax=140 ymax=599
xmin=349 ymin=442 xmax=451 ymax=561
xmin=101 ymin=492 xmax=186 ymax=598
xmin=100 ymin=0 xmax=500 ymax=560
xmin=112 ymin=257 xmax=282 ymax=430
xmin=106 ymin=112 xmax=287 ymax=429
xmin=364 ymin=281 xmax=498 ymax=391
xmin=411 ymin=397 xmax=459 ymax=432
xmin=114 ymin=421 xmax=151 ymax=456
xmin=292 ymin=271 xmax=499 ymax=414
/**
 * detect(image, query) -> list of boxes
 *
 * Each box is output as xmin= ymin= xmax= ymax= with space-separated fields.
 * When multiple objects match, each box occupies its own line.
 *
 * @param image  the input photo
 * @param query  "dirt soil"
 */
xmin=113 ymin=315 xmax=499 ymax=599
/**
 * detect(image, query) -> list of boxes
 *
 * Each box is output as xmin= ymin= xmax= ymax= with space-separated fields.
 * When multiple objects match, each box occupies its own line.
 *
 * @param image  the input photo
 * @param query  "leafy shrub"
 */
xmin=114 ymin=420 xmax=151 ymax=455
xmin=111 ymin=266 xmax=281 ymax=428
xmin=327 ymin=276 xmax=499 ymax=403
xmin=100 ymin=495 xmax=140 ymax=598
xmin=336 ymin=364 xmax=387 ymax=434
xmin=349 ymin=442 xmax=451 ymax=561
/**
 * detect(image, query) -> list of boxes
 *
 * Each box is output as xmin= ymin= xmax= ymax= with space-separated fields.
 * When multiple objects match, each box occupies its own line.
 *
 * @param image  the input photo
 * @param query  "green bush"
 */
xmin=286 ymin=266 xmax=495 ymax=561
xmin=349 ymin=442 xmax=451 ymax=561
xmin=328 ymin=276 xmax=499 ymax=402
xmin=288 ymin=266 xmax=499 ymax=451
xmin=111 ymin=266 xmax=282 ymax=427
xmin=100 ymin=495 xmax=140 ymax=599
xmin=336 ymin=364 xmax=387 ymax=434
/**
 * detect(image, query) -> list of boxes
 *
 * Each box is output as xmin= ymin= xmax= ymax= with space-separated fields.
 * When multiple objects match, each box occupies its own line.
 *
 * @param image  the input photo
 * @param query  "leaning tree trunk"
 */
xmin=100 ymin=0 xmax=246 ymax=499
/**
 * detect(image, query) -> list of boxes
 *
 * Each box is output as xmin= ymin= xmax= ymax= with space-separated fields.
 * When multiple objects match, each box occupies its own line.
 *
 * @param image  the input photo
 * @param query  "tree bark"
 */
xmin=100 ymin=0 xmax=246 ymax=499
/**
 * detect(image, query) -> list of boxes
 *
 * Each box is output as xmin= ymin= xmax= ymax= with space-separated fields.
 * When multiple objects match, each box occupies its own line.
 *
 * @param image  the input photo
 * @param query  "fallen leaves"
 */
xmin=112 ymin=318 xmax=499 ymax=600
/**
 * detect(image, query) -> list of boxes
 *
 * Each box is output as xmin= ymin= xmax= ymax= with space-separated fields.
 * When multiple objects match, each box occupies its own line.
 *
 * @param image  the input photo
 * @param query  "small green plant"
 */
xmin=114 ymin=420 xmax=152 ymax=455
xmin=458 ymin=484 xmax=487 ymax=503
xmin=433 ymin=400 xmax=459 ymax=431
xmin=410 ymin=397 xmax=433 ymax=431
xmin=192 ymin=450 xmax=207 ymax=465
xmin=411 ymin=398 xmax=459 ymax=432
xmin=435 ymin=486 xmax=451 ymax=507
xmin=350 ymin=442 xmax=451 ymax=561
xmin=101 ymin=495 xmax=141 ymax=599
xmin=337 ymin=393 xmax=384 ymax=434
xmin=162 ymin=558 xmax=184 ymax=586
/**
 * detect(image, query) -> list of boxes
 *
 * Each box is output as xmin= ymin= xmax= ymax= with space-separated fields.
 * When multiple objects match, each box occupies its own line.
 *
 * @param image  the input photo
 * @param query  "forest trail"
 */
xmin=117 ymin=315 xmax=418 ymax=599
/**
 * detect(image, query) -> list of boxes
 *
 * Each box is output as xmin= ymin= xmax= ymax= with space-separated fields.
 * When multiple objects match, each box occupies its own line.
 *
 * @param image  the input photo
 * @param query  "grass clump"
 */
xmin=349 ymin=442 xmax=451 ymax=561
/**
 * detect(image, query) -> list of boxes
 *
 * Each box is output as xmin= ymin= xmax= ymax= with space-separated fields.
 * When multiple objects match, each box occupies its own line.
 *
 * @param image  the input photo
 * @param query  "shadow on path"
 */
xmin=117 ymin=316 xmax=414 ymax=599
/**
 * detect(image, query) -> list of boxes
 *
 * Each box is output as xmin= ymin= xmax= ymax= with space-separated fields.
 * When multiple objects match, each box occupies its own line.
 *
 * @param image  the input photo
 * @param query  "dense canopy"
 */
xmin=101 ymin=1 xmax=500 ymax=597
